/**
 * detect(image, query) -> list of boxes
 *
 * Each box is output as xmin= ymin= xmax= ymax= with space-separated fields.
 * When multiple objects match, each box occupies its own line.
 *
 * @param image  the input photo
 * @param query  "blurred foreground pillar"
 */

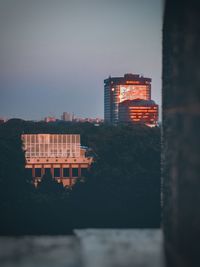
xmin=162 ymin=0 xmax=200 ymax=266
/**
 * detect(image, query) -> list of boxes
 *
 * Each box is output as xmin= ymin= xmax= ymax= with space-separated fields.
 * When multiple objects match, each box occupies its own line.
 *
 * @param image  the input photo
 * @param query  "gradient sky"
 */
xmin=0 ymin=0 xmax=163 ymax=120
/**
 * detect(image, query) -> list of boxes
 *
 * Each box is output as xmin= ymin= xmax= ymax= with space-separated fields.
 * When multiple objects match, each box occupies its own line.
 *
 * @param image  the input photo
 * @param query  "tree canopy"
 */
xmin=0 ymin=120 xmax=161 ymax=234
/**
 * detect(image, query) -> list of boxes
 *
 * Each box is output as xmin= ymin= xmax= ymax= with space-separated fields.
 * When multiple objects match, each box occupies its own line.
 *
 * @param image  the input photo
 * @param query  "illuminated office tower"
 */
xmin=22 ymin=134 xmax=93 ymax=187
xmin=104 ymin=73 xmax=151 ymax=124
xmin=118 ymin=99 xmax=158 ymax=127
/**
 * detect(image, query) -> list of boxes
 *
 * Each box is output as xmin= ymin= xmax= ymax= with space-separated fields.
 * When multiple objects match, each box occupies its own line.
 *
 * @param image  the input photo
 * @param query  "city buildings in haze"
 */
xmin=73 ymin=117 xmax=103 ymax=124
xmin=44 ymin=116 xmax=56 ymax=123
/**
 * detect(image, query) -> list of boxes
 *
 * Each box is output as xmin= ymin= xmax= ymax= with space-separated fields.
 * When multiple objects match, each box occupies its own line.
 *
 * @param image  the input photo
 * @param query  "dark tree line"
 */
xmin=0 ymin=119 xmax=161 ymax=235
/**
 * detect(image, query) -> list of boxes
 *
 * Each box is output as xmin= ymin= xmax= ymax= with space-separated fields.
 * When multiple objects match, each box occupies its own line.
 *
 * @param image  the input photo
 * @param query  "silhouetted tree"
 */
xmin=0 ymin=119 xmax=161 ymax=234
xmin=37 ymin=170 xmax=64 ymax=194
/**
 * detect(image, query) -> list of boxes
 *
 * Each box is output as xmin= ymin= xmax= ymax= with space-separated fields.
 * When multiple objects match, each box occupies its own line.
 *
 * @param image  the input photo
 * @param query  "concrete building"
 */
xmin=22 ymin=134 xmax=93 ymax=187
xmin=104 ymin=73 xmax=151 ymax=124
xmin=119 ymin=99 xmax=158 ymax=127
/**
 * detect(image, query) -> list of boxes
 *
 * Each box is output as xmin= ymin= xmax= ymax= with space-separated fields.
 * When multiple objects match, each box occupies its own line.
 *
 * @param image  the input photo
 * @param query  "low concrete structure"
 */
xmin=22 ymin=134 xmax=93 ymax=187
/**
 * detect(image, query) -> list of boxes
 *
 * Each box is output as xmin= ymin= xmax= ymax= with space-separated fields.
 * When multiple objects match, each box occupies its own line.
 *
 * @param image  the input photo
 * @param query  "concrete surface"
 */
xmin=0 ymin=229 xmax=164 ymax=267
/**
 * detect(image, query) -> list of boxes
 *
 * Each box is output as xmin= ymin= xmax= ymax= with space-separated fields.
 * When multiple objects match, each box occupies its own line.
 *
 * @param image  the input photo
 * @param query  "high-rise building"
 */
xmin=61 ymin=112 xmax=73 ymax=121
xmin=104 ymin=73 xmax=151 ymax=124
xmin=22 ymin=134 xmax=93 ymax=187
xmin=118 ymin=99 xmax=158 ymax=127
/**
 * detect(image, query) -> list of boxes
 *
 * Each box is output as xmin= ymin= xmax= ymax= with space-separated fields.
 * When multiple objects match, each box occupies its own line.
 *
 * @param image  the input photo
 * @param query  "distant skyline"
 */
xmin=0 ymin=0 xmax=163 ymax=120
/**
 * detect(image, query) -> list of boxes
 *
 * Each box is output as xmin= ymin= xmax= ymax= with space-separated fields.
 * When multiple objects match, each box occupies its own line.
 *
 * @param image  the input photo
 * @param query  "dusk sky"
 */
xmin=0 ymin=0 xmax=163 ymax=120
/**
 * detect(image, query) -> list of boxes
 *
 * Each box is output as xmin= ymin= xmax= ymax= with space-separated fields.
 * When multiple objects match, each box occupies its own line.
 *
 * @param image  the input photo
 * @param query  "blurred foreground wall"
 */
xmin=162 ymin=0 xmax=200 ymax=266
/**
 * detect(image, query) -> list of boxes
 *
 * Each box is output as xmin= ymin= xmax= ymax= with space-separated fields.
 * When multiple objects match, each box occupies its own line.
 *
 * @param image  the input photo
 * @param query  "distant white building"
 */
xmin=61 ymin=112 xmax=73 ymax=121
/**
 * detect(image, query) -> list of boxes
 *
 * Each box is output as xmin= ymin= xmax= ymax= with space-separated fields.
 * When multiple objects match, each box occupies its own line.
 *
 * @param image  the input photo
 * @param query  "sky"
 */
xmin=0 ymin=0 xmax=163 ymax=120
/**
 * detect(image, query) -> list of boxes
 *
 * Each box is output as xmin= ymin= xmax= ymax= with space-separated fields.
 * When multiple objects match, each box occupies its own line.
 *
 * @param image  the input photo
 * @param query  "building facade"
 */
xmin=119 ymin=99 xmax=158 ymax=127
xmin=104 ymin=73 xmax=151 ymax=124
xmin=22 ymin=134 xmax=93 ymax=187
